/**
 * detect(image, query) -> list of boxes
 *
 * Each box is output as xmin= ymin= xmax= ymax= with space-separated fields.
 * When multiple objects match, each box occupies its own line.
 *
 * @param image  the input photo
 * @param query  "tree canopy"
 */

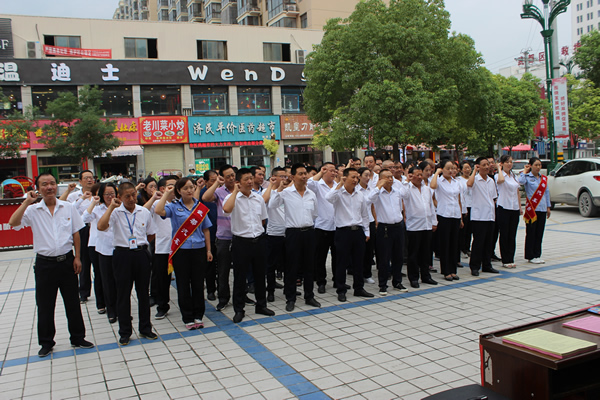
xmin=574 ymin=30 xmax=600 ymax=88
xmin=566 ymin=74 xmax=600 ymax=141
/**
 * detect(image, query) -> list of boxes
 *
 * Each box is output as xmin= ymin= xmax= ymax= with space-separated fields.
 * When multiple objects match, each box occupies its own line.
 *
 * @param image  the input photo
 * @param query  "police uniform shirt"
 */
xmin=108 ymin=204 xmax=156 ymax=248
xmin=224 ymin=191 xmax=267 ymax=239
xmin=16 ymin=199 xmax=85 ymax=257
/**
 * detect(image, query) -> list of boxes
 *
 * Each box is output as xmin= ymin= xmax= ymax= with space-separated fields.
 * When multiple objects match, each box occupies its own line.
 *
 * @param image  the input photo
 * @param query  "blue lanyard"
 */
xmin=124 ymin=212 xmax=136 ymax=237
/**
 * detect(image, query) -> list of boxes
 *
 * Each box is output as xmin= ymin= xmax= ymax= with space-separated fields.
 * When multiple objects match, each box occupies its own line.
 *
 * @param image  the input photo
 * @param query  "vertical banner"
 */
xmin=552 ymin=77 xmax=569 ymax=138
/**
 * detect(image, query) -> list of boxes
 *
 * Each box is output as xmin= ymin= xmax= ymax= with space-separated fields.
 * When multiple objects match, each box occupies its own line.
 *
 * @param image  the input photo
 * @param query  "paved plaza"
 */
xmin=0 ymin=206 xmax=598 ymax=400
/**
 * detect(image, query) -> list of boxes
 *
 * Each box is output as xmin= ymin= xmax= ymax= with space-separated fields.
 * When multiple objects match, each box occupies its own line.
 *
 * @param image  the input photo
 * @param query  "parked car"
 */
xmin=512 ymin=159 xmax=551 ymax=176
xmin=547 ymin=158 xmax=600 ymax=217
xmin=57 ymin=183 xmax=81 ymax=197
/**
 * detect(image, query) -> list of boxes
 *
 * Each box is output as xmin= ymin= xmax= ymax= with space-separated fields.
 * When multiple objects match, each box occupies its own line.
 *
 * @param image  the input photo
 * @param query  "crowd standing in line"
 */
xmin=9 ymin=155 xmax=552 ymax=356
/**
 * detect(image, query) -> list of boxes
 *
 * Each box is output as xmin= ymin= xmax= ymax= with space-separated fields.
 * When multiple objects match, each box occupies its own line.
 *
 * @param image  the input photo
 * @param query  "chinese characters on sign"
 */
xmin=284 ymin=145 xmax=317 ymax=154
xmin=552 ymin=77 xmax=569 ymax=139
xmin=139 ymin=116 xmax=188 ymax=145
xmin=0 ymin=62 xmax=19 ymax=82
xmin=43 ymin=45 xmax=112 ymax=59
xmin=111 ymin=118 xmax=139 ymax=145
xmin=280 ymin=115 xmax=316 ymax=139
xmin=188 ymin=116 xmax=280 ymax=147
xmin=49 ymin=62 xmax=120 ymax=82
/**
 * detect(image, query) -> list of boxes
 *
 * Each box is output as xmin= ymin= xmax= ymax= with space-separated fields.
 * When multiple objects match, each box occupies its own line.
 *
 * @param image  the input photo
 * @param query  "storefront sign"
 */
xmin=194 ymin=159 xmax=211 ymax=173
xmin=139 ymin=116 xmax=188 ymax=145
xmin=0 ymin=19 xmax=14 ymax=59
xmin=284 ymin=144 xmax=319 ymax=154
xmin=188 ymin=115 xmax=280 ymax=148
xmin=8 ymin=59 xmax=306 ymax=86
xmin=0 ymin=121 xmax=30 ymax=150
xmin=43 ymin=45 xmax=112 ymax=59
xmin=552 ymin=77 xmax=569 ymax=139
xmin=280 ymin=115 xmax=316 ymax=139
xmin=112 ymin=118 xmax=139 ymax=145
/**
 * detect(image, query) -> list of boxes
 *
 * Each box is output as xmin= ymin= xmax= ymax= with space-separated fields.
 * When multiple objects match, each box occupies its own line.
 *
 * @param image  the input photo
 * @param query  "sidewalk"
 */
xmin=0 ymin=206 xmax=598 ymax=399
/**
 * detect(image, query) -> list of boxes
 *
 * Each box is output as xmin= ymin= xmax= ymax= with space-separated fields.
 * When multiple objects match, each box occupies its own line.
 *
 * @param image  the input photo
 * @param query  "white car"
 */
xmin=547 ymin=158 xmax=600 ymax=217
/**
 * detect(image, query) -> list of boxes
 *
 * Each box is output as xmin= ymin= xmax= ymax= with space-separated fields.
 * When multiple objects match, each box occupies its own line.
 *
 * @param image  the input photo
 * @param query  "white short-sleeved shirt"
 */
xmin=108 ymin=204 xmax=156 ymax=248
xmin=398 ymin=182 xmax=438 ymax=231
xmin=357 ymin=185 xmax=375 ymax=223
xmin=269 ymin=185 xmax=318 ymax=229
xmin=307 ymin=178 xmax=336 ymax=231
xmin=16 ymin=199 xmax=84 ymax=257
xmin=266 ymin=191 xmax=286 ymax=237
xmin=456 ymin=176 xmax=472 ymax=212
xmin=224 ymin=191 xmax=268 ymax=238
xmin=151 ymin=202 xmax=173 ymax=254
xmin=495 ymin=171 xmax=520 ymax=211
xmin=470 ymin=174 xmax=497 ymax=221
xmin=67 ymin=189 xmax=92 ymax=216
xmin=367 ymin=187 xmax=403 ymax=224
xmin=84 ymin=204 xmax=114 ymax=256
xmin=434 ymin=176 xmax=462 ymax=219
xmin=325 ymin=186 xmax=370 ymax=237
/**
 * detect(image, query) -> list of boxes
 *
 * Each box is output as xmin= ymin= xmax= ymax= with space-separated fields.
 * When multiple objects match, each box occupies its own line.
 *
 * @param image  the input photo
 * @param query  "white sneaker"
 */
xmin=529 ymin=258 xmax=544 ymax=264
xmin=365 ymin=277 xmax=375 ymax=284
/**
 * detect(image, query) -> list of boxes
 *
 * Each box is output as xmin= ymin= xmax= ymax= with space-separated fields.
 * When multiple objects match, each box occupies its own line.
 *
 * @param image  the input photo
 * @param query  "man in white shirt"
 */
xmin=364 ymin=154 xmax=379 ymax=188
xmin=326 ymin=168 xmax=374 ymax=302
xmin=223 ymin=168 xmax=275 ymax=323
xmin=9 ymin=173 xmax=94 ymax=357
xmin=467 ymin=157 xmax=500 ymax=276
xmin=368 ymin=169 xmax=407 ymax=295
xmin=270 ymin=163 xmax=321 ymax=312
xmin=98 ymin=182 xmax=158 ymax=345
xmin=307 ymin=162 xmax=338 ymax=294
xmin=263 ymin=167 xmax=287 ymax=303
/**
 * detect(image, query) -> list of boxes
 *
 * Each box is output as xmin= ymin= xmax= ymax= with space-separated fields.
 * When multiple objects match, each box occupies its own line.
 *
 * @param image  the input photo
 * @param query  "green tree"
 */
xmin=566 ymin=74 xmax=600 ymax=141
xmin=303 ymin=0 xmax=484 ymax=153
xmin=574 ymin=30 xmax=600 ymax=88
xmin=40 ymin=85 xmax=120 ymax=163
xmin=0 ymin=93 xmax=39 ymax=159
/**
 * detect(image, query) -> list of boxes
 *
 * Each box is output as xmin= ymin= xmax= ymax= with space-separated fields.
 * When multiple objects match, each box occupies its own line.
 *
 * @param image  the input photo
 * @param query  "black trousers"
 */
xmin=34 ymin=252 xmax=86 ymax=348
xmin=525 ymin=211 xmax=547 ymax=260
xmin=497 ymin=206 xmax=520 ymax=264
xmin=88 ymin=246 xmax=105 ymax=309
xmin=98 ymin=254 xmax=117 ymax=320
xmin=334 ymin=228 xmax=366 ymax=294
xmin=436 ymin=216 xmax=461 ymax=276
xmin=362 ymin=221 xmax=376 ymax=278
xmin=172 ymin=248 xmax=207 ymax=323
xmin=266 ymin=235 xmax=285 ymax=294
xmin=112 ymin=248 xmax=152 ymax=338
xmin=490 ymin=207 xmax=500 ymax=256
xmin=78 ymin=225 xmax=92 ymax=299
xmin=406 ymin=230 xmax=433 ymax=282
xmin=459 ymin=207 xmax=472 ymax=253
xmin=152 ymin=253 xmax=171 ymax=314
xmin=231 ymin=236 xmax=267 ymax=313
xmin=375 ymin=223 xmax=404 ymax=289
xmin=215 ymin=238 xmax=233 ymax=304
xmin=285 ymin=228 xmax=316 ymax=302
xmin=469 ymin=221 xmax=494 ymax=271
xmin=205 ymin=238 xmax=217 ymax=295
xmin=314 ymin=228 xmax=336 ymax=286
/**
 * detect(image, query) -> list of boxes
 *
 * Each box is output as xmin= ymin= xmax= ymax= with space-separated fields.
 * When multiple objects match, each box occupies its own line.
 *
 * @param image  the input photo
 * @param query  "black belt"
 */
xmin=115 ymin=245 xmax=149 ymax=252
xmin=287 ymin=226 xmax=314 ymax=232
xmin=378 ymin=222 xmax=403 ymax=227
xmin=37 ymin=251 xmax=72 ymax=263
xmin=338 ymin=225 xmax=362 ymax=231
xmin=233 ymin=235 xmax=264 ymax=243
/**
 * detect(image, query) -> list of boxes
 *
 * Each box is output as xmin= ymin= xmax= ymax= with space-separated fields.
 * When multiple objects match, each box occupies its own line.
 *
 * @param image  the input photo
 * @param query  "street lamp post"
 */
xmin=521 ymin=0 xmax=571 ymax=168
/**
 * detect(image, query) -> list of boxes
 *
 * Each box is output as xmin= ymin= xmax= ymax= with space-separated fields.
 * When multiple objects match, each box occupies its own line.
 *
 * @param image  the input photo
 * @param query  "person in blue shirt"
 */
xmin=155 ymin=177 xmax=213 ymax=330
xmin=518 ymin=157 xmax=551 ymax=264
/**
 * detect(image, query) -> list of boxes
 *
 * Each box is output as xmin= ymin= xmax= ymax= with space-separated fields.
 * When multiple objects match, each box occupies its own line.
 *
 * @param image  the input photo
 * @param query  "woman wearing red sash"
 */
xmin=155 ymin=177 xmax=213 ymax=330
xmin=518 ymin=157 xmax=551 ymax=264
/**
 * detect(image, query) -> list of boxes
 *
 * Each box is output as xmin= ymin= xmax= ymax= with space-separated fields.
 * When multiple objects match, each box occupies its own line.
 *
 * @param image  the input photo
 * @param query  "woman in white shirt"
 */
xmin=495 ymin=155 xmax=522 ymax=268
xmin=456 ymin=161 xmax=473 ymax=257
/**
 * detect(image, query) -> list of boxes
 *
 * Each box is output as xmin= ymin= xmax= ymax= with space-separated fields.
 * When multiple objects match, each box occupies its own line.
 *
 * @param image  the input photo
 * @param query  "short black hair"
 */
xmin=236 ymin=167 xmax=253 ymax=181
xmin=343 ymin=167 xmax=357 ymax=177
xmin=364 ymin=154 xmax=375 ymax=161
xmin=118 ymin=182 xmax=135 ymax=195
xmin=418 ymin=161 xmax=430 ymax=171
xmin=174 ymin=177 xmax=194 ymax=199
xmin=320 ymin=162 xmax=335 ymax=169
xmin=79 ymin=170 xmax=93 ymax=180
xmin=408 ymin=166 xmax=421 ymax=174
xmin=35 ymin=173 xmax=56 ymax=188
xmin=203 ymin=170 xmax=217 ymax=181
xmin=529 ymin=156 xmax=541 ymax=166
xmin=439 ymin=159 xmax=454 ymax=169
xmin=249 ymin=166 xmax=261 ymax=176
xmin=219 ymin=164 xmax=235 ymax=176
xmin=357 ymin=167 xmax=369 ymax=176
xmin=290 ymin=163 xmax=306 ymax=176
xmin=306 ymin=166 xmax=317 ymax=174
xmin=475 ymin=157 xmax=488 ymax=165
xmin=271 ymin=166 xmax=285 ymax=175
xmin=351 ymin=157 xmax=360 ymax=162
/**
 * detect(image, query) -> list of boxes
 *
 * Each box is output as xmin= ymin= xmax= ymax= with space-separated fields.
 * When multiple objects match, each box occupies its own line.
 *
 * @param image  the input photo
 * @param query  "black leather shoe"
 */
xmin=410 ymin=281 xmax=420 ymax=288
xmin=274 ymin=282 xmax=284 ymax=289
xmin=444 ymin=275 xmax=453 ymax=281
xmin=216 ymin=301 xmax=228 ymax=311
xmin=233 ymin=311 xmax=245 ymax=323
xmin=38 ymin=346 xmax=53 ymax=357
xmin=482 ymin=267 xmax=500 ymax=273
xmin=285 ymin=301 xmax=295 ymax=312
xmin=354 ymin=289 xmax=374 ymax=298
xmin=256 ymin=307 xmax=275 ymax=316
xmin=267 ymin=293 xmax=275 ymax=302
xmin=108 ymin=317 xmax=117 ymax=324
xmin=119 ymin=336 xmax=130 ymax=346
xmin=471 ymin=270 xmax=480 ymax=276
xmin=452 ymin=275 xmax=460 ymax=281
xmin=207 ymin=292 xmax=216 ymax=301
xmin=305 ymin=298 xmax=321 ymax=308
xmin=247 ymin=283 xmax=255 ymax=294
xmin=491 ymin=254 xmax=501 ymax=262
xmin=422 ymin=278 xmax=438 ymax=285
xmin=317 ymin=285 xmax=326 ymax=294
xmin=71 ymin=339 xmax=94 ymax=349
xmin=149 ymin=297 xmax=156 ymax=307
xmin=338 ymin=293 xmax=347 ymax=302
xmin=140 ymin=331 xmax=158 ymax=340
xmin=244 ymin=296 xmax=256 ymax=305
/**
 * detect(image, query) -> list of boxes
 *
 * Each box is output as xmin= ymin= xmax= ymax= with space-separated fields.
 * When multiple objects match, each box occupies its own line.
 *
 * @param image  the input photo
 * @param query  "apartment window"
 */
xmin=301 ymin=13 xmax=307 ymax=28
xmin=159 ymin=9 xmax=168 ymax=20
xmin=268 ymin=0 xmax=284 ymax=20
xmin=271 ymin=17 xmax=297 ymax=28
xmin=44 ymin=35 xmax=81 ymax=48
xmin=237 ymin=86 xmax=271 ymax=114
xmin=99 ymin=85 xmax=133 ymax=116
xmin=189 ymin=3 xmax=202 ymax=17
xmin=191 ymin=86 xmax=228 ymax=114
xmin=263 ymin=43 xmax=291 ymax=62
xmin=241 ymin=146 xmax=269 ymax=167
xmin=197 ymin=40 xmax=227 ymax=60
xmin=281 ymin=87 xmax=304 ymax=113
xmin=140 ymin=85 xmax=181 ymax=115
xmin=206 ymin=3 xmax=222 ymax=20
xmin=124 ymin=38 xmax=158 ymax=58
xmin=239 ymin=15 xmax=261 ymax=25
xmin=31 ymin=86 xmax=78 ymax=117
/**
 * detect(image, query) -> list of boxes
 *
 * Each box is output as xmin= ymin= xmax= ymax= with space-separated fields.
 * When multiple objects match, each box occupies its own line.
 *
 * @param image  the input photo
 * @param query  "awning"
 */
xmin=502 ymin=144 xmax=532 ymax=151
xmin=98 ymin=145 xmax=143 ymax=158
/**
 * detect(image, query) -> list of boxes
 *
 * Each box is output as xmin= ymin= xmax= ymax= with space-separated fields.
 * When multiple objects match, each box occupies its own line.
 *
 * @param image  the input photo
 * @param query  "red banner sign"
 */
xmin=112 ymin=118 xmax=139 ymax=145
xmin=139 ymin=116 xmax=188 ymax=145
xmin=0 ymin=201 xmax=33 ymax=249
xmin=43 ymin=45 xmax=112 ymax=59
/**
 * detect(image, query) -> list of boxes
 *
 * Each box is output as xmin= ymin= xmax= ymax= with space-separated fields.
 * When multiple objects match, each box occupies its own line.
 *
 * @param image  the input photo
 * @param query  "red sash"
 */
xmin=168 ymin=200 xmax=210 ymax=274
xmin=524 ymin=175 xmax=548 ymax=224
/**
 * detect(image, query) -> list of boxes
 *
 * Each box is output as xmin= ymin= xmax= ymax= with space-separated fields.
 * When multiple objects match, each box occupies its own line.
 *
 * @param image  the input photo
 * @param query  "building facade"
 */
xmin=114 ymin=0 xmax=158 ymax=21
xmin=572 ymin=0 xmax=600 ymax=42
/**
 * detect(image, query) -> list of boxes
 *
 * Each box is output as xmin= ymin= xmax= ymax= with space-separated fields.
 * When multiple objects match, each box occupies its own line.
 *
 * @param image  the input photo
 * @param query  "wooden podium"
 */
xmin=479 ymin=305 xmax=600 ymax=400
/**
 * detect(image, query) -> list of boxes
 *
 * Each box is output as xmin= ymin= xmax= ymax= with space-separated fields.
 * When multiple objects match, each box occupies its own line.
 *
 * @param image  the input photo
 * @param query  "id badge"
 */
xmin=128 ymin=236 xmax=137 ymax=249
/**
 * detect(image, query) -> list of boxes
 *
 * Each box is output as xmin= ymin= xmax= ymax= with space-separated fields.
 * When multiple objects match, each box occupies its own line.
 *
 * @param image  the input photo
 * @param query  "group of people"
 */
xmin=9 ymin=154 xmax=551 ymax=357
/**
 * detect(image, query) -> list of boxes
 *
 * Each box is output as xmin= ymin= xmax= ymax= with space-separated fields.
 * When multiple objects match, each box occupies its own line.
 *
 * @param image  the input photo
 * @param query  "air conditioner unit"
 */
xmin=287 ymin=5 xmax=297 ymax=11
xmin=26 ymin=41 xmax=41 ymax=59
xmin=295 ymin=49 xmax=307 ymax=64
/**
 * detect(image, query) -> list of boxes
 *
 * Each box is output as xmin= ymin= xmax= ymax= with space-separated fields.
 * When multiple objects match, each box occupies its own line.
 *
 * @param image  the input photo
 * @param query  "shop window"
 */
xmin=99 ymin=85 xmax=133 ymax=116
xmin=191 ymin=86 xmax=228 ymax=114
xmin=263 ymin=43 xmax=291 ymax=62
xmin=197 ymin=40 xmax=227 ymax=60
xmin=237 ymin=86 xmax=271 ymax=114
xmin=0 ymin=86 xmax=22 ymax=118
xmin=140 ymin=85 xmax=181 ymax=115
xmin=31 ymin=86 xmax=78 ymax=117
xmin=124 ymin=38 xmax=158 ymax=59
xmin=241 ymin=146 xmax=269 ymax=167
xmin=284 ymin=144 xmax=323 ymax=167
xmin=281 ymin=87 xmax=304 ymax=113
xmin=194 ymin=148 xmax=231 ymax=171
xmin=39 ymin=156 xmax=81 ymax=183
xmin=270 ymin=18 xmax=297 ymax=28
xmin=44 ymin=35 xmax=81 ymax=48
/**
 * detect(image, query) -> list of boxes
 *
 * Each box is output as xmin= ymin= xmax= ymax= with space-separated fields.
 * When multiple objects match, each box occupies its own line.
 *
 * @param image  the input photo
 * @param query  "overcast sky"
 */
xmin=3 ymin=0 xmax=573 ymax=74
